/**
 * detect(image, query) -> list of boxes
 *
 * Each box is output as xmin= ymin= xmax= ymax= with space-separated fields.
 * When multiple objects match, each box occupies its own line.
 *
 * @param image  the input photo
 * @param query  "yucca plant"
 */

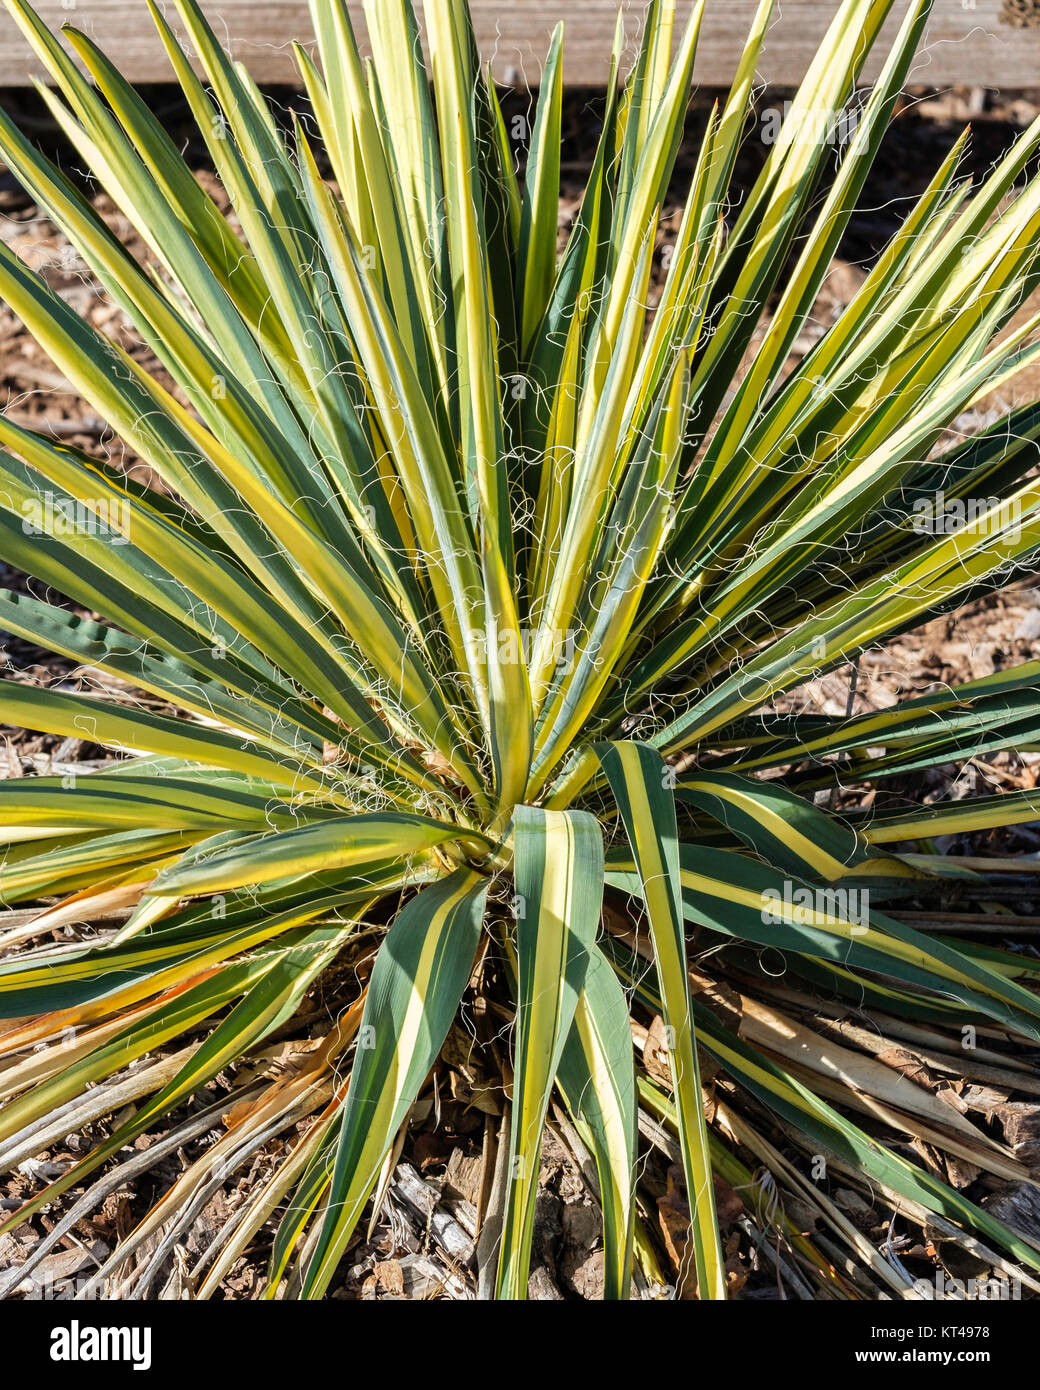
xmin=2 ymin=0 xmax=1040 ymax=1301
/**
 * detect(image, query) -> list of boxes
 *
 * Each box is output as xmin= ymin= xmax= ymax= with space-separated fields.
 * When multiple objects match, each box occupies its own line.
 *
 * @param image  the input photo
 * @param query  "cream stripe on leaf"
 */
xmin=557 ymin=942 xmax=638 ymax=1300
xmin=675 ymin=769 xmax=876 ymax=882
xmin=298 ymin=870 xmax=488 ymax=1299
xmin=633 ymin=961 xmax=1040 ymax=1280
xmin=605 ymin=843 xmax=1040 ymax=1042
xmin=595 ymin=741 xmax=726 ymax=1300
xmin=496 ymin=805 xmax=603 ymax=1299
xmin=136 ymin=813 xmax=481 ymax=904
xmin=0 ymin=923 xmax=355 ymax=1224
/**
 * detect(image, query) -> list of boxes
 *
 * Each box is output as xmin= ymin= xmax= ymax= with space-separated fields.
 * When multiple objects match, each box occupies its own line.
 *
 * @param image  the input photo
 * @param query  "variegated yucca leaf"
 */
xmin=1 ymin=0 xmax=1040 ymax=1301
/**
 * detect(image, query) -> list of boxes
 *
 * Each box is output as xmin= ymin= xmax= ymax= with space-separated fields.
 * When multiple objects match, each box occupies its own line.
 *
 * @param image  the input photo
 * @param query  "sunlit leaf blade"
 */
xmin=596 ymin=741 xmax=726 ymax=1299
xmin=675 ymin=768 xmax=878 ymax=882
xmin=497 ymin=805 xmax=602 ymax=1299
xmin=557 ymin=943 xmax=637 ymax=1300
xmin=297 ymin=869 xmax=487 ymax=1299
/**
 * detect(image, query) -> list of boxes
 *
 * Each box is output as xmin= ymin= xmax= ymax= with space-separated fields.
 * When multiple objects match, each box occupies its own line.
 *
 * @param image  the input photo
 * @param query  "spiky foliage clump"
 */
xmin=2 ymin=0 xmax=1040 ymax=1300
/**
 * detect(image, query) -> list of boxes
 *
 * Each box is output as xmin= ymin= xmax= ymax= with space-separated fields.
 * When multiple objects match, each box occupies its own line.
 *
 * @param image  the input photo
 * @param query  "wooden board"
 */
xmin=0 ymin=1 xmax=1038 ymax=89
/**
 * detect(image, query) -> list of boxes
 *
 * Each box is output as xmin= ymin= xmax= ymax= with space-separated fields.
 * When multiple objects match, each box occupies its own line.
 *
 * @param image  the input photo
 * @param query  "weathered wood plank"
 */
xmin=0 ymin=1 xmax=1036 ymax=89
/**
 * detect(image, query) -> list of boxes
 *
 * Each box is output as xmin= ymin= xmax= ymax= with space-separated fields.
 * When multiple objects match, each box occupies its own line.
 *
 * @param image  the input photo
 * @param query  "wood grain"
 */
xmin=0 ymin=1 xmax=1036 ymax=88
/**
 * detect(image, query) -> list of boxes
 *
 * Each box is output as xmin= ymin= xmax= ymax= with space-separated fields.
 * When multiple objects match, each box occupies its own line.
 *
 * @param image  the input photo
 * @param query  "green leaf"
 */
xmin=297 ymin=869 xmax=488 ymax=1298
xmin=557 ymin=943 xmax=637 ymax=1300
xmin=596 ymin=741 xmax=726 ymax=1298
xmin=497 ymin=805 xmax=603 ymax=1299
